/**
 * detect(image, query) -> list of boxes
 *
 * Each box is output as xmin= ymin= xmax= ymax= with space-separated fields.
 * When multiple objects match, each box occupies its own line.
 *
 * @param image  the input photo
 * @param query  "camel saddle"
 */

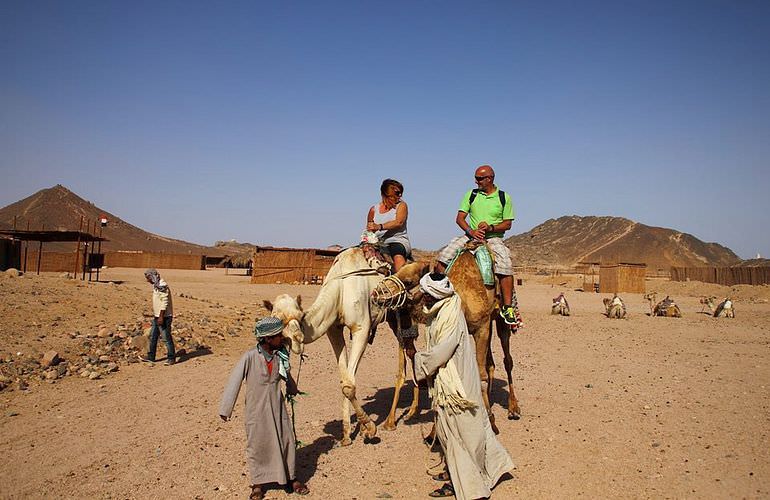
xmin=360 ymin=242 xmax=392 ymax=276
xmin=445 ymin=240 xmax=495 ymax=286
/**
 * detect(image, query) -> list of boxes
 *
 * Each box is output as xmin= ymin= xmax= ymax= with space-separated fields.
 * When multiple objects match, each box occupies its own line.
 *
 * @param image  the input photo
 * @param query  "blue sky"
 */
xmin=2 ymin=1 xmax=769 ymax=258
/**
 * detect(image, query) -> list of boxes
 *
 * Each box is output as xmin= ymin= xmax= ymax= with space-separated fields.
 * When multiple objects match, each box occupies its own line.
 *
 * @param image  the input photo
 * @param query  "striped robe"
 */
xmin=219 ymin=348 xmax=296 ymax=485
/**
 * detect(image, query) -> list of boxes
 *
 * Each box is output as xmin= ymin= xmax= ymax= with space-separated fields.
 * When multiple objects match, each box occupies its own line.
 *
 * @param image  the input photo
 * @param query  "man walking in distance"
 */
xmin=436 ymin=165 xmax=521 ymax=326
xmin=140 ymin=268 xmax=176 ymax=365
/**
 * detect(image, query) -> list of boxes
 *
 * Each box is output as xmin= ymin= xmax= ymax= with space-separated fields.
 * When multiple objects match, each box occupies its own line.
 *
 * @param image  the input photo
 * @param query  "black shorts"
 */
xmin=386 ymin=242 xmax=410 ymax=259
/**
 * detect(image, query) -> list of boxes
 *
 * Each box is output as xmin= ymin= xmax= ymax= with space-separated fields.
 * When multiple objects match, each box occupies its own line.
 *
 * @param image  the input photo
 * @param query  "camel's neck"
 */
xmin=299 ymin=280 xmax=342 ymax=344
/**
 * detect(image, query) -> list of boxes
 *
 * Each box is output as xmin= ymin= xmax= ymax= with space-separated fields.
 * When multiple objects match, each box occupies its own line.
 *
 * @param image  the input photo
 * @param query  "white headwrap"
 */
xmin=419 ymin=273 xmax=455 ymax=300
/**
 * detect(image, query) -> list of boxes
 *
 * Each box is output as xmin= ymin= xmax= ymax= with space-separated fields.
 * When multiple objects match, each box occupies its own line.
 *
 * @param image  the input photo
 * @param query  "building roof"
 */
xmin=254 ymin=245 xmax=341 ymax=257
xmin=0 ymin=229 xmax=107 ymax=243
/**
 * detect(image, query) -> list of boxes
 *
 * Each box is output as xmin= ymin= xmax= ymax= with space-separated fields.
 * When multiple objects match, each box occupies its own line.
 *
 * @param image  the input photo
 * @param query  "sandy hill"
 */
xmin=505 ymin=215 xmax=741 ymax=269
xmin=0 ymin=185 xmax=220 ymax=255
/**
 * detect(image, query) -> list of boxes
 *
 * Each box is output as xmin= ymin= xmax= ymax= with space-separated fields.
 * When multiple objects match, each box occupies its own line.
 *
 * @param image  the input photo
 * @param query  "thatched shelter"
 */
xmin=599 ymin=263 xmax=646 ymax=294
xmin=251 ymin=246 xmax=341 ymax=284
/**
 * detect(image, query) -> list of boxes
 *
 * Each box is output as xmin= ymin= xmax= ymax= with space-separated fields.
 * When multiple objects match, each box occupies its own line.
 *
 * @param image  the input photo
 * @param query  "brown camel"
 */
xmin=383 ymin=242 xmax=522 ymax=433
xmin=652 ymin=295 xmax=682 ymax=317
xmin=448 ymin=243 xmax=521 ymax=427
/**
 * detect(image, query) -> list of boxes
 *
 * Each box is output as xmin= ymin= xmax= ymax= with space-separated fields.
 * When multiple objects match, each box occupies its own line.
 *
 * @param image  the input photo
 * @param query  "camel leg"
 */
xmin=486 ymin=326 xmax=499 ymax=435
xmin=496 ymin=317 xmax=520 ymax=420
xmin=383 ymin=342 xmax=407 ymax=431
xmin=327 ymin=326 xmax=354 ymax=446
xmin=341 ymin=325 xmax=377 ymax=441
xmin=404 ymin=337 xmax=420 ymax=421
xmin=474 ymin=323 xmax=498 ymax=435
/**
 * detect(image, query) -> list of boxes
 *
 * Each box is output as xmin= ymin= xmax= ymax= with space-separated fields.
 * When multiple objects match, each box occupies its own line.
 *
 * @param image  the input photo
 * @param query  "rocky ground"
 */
xmin=1 ymin=267 xmax=769 ymax=499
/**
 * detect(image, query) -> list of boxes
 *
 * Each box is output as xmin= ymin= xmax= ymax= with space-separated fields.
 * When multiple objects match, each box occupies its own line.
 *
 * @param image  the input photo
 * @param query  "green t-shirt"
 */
xmin=459 ymin=187 xmax=515 ymax=239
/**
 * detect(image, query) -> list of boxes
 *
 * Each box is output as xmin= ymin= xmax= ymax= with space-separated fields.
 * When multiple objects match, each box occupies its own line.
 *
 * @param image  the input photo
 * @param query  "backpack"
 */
xmin=468 ymin=189 xmax=506 ymax=209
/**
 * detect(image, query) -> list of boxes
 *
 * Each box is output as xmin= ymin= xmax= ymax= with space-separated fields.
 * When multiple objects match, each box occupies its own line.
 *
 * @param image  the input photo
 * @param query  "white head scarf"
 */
xmin=419 ymin=272 xmax=455 ymax=300
xmin=144 ymin=268 xmax=169 ymax=292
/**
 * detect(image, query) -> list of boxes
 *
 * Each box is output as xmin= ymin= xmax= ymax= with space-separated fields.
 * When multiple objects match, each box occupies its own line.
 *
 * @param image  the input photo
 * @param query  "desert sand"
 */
xmin=1 ymin=267 xmax=769 ymax=499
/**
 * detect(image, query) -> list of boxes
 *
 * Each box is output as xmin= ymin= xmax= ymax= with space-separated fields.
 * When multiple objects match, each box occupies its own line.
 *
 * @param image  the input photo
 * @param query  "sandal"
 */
xmin=431 ymin=471 xmax=450 ymax=482
xmin=292 ymin=480 xmax=310 ymax=496
xmin=249 ymin=484 xmax=264 ymax=500
xmin=428 ymin=482 xmax=454 ymax=497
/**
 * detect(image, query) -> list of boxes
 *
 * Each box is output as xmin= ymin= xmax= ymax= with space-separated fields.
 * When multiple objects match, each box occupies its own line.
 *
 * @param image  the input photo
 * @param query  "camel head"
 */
xmin=393 ymin=261 xmax=430 ymax=289
xmin=392 ymin=260 xmax=431 ymax=321
xmin=263 ymin=294 xmax=305 ymax=355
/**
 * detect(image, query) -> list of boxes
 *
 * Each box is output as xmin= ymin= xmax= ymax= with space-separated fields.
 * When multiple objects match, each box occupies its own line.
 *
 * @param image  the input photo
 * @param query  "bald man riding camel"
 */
xmin=436 ymin=165 xmax=521 ymax=326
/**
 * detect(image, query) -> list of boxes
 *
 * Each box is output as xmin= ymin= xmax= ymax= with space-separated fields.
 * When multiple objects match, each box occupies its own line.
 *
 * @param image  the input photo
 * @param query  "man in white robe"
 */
xmin=414 ymin=273 xmax=514 ymax=499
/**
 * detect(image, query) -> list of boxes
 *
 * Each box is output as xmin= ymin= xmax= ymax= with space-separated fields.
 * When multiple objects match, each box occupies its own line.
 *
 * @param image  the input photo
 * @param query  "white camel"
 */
xmin=264 ymin=247 xmax=427 ymax=446
xmin=552 ymin=292 xmax=570 ymax=316
xmin=700 ymin=296 xmax=735 ymax=318
xmin=603 ymin=294 xmax=627 ymax=319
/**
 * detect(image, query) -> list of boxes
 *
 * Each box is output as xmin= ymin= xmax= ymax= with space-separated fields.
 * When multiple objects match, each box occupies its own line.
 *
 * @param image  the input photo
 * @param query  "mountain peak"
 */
xmin=0 ymin=185 xmax=214 ymax=254
xmin=506 ymin=215 xmax=739 ymax=269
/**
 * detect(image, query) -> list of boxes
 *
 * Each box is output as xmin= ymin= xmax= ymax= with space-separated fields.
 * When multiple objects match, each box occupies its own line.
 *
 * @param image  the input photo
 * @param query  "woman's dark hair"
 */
xmin=380 ymin=179 xmax=404 ymax=197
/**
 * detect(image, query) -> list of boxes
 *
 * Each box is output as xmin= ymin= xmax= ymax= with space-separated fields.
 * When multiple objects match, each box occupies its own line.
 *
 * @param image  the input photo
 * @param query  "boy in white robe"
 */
xmin=219 ymin=316 xmax=309 ymax=499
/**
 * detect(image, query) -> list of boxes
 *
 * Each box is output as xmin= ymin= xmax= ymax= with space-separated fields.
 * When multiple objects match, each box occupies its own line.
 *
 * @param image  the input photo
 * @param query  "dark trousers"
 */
xmin=148 ymin=316 xmax=175 ymax=361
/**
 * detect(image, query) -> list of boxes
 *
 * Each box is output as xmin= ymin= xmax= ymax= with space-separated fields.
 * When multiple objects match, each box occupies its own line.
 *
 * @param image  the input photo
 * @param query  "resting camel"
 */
xmin=444 ymin=241 xmax=520 ymax=429
xmin=652 ymin=295 xmax=682 ymax=317
xmin=265 ymin=247 xmax=427 ymax=446
xmin=552 ymin=292 xmax=570 ymax=316
xmin=603 ymin=294 xmax=626 ymax=319
xmin=700 ymin=296 xmax=735 ymax=318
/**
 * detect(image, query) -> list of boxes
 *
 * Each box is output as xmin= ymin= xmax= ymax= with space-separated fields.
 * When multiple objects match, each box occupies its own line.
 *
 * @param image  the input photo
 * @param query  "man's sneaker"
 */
xmin=164 ymin=359 xmax=175 ymax=366
xmin=138 ymin=355 xmax=155 ymax=363
xmin=500 ymin=305 xmax=517 ymax=325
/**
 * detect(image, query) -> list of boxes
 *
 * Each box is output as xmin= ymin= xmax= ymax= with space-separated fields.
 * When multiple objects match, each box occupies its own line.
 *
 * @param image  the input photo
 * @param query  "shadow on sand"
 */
xmin=292 ymin=380 xmax=520 ymax=490
xmin=175 ymin=347 xmax=213 ymax=364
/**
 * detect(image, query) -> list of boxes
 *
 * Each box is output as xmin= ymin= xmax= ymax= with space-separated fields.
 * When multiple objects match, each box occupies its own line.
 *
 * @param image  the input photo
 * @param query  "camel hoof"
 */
xmin=382 ymin=421 xmax=397 ymax=432
xmin=335 ymin=437 xmax=352 ymax=447
xmin=363 ymin=421 xmax=377 ymax=439
xmin=405 ymin=405 xmax=419 ymax=421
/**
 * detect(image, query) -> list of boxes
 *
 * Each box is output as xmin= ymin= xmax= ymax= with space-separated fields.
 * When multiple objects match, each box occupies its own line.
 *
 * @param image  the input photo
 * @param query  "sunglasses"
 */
xmin=474 ymin=175 xmax=492 ymax=181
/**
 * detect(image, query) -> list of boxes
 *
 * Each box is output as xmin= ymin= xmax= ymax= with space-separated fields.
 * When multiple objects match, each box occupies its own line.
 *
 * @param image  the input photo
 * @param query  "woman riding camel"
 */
xmin=366 ymin=178 xmax=411 ymax=272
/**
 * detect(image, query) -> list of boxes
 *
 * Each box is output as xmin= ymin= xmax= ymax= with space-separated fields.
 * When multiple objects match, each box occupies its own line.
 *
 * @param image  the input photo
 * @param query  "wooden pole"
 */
xmin=96 ymin=225 xmax=103 ymax=282
xmin=74 ymin=216 xmax=83 ymax=277
xmin=36 ymin=223 xmax=44 ymax=275
xmin=37 ymin=241 xmax=43 ymax=274
xmin=81 ymin=219 xmax=90 ymax=280
xmin=23 ymin=220 xmax=29 ymax=274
